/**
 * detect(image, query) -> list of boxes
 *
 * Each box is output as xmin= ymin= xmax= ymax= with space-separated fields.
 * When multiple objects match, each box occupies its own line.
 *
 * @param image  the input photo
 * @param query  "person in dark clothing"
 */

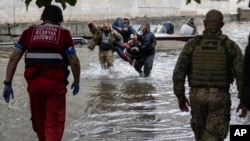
xmin=121 ymin=18 xmax=137 ymax=43
xmin=242 ymin=34 xmax=250 ymax=110
xmin=186 ymin=18 xmax=198 ymax=35
xmin=112 ymin=17 xmax=137 ymax=43
xmin=134 ymin=23 xmax=156 ymax=77
xmin=163 ymin=21 xmax=174 ymax=34
xmin=112 ymin=17 xmax=123 ymax=33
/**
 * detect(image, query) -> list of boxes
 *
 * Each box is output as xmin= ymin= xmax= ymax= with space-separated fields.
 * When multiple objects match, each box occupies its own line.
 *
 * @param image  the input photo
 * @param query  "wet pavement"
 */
xmin=0 ymin=21 xmax=250 ymax=141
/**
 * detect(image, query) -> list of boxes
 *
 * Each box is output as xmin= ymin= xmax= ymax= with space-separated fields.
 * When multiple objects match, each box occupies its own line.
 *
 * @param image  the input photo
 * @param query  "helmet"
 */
xmin=40 ymin=5 xmax=63 ymax=24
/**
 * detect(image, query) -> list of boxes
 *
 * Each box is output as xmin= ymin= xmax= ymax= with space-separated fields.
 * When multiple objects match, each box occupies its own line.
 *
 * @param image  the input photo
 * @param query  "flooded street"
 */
xmin=0 ymin=21 xmax=250 ymax=141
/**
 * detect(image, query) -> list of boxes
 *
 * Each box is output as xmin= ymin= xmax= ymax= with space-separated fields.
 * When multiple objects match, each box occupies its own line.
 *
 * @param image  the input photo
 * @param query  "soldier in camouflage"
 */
xmin=87 ymin=22 xmax=123 ymax=69
xmin=172 ymin=9 xmax=247 ymax=141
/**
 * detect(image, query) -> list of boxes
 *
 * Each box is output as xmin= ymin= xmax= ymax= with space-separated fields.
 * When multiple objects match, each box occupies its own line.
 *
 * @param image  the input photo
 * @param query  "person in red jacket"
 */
xmin=2 ymin=5 xmax=81 ymax=141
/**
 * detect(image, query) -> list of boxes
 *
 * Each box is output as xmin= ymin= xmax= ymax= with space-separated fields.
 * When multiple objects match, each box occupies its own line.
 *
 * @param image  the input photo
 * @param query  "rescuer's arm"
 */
xmin=230 ymin=41 xmax=247 ymax=118
xmin=67 ymin=53 xmax=81 ymax=95
xmin=3 ymin=47 xmax=24 ymax=103
xmin=173 ymin=41 xmax=193 ymax=112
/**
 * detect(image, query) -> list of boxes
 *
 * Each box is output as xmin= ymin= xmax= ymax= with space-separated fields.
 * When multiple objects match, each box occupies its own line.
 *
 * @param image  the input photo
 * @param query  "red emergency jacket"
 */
xmin=17 ymin=23 xmax=73 ymax=82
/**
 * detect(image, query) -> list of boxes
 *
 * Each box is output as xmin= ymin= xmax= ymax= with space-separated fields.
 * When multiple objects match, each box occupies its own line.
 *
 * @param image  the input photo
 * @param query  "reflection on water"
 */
xmin=0 ymin=22 xmax=250 ymax=141
xmin=67 ymin=80 xmax=160 ymax=140
xmin=66 ymin=77 xmax=194 ymax=141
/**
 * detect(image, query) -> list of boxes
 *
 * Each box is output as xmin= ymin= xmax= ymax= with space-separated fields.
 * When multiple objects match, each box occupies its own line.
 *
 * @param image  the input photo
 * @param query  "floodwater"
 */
xmin=0 ymin=22 xmax=250 ymax=141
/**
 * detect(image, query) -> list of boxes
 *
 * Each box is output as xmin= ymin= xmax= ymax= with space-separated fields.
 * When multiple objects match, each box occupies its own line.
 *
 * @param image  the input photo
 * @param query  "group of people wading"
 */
xmin=87 ymin=17 xmax=156 ymax=77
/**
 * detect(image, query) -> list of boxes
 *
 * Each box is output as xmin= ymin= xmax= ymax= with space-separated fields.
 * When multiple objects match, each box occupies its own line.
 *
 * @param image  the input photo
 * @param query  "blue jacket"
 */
xmin=141 ymin=31 xmax=156 ymax=56
xmin=112 ymin=17 xmax=123 ymax=31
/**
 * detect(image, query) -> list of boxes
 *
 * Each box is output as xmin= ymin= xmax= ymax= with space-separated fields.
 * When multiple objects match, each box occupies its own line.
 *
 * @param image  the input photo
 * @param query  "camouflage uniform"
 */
xmin=87 ymin=23 xmax=123 ymax=69
xmin=173 ymin=29 xmax=243 ymax=141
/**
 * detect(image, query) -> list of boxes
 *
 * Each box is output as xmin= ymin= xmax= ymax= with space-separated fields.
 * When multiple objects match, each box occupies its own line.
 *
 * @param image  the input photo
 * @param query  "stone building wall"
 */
xmin=0 ymin=0 xmax=248 ymax=24
xmin=0 ymin=0 xmax=249 ymax=41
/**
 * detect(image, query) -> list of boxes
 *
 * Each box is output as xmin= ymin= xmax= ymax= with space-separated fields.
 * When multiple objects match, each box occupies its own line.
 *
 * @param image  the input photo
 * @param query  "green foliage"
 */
xmin=24 ymin=0 xmax=76 ymax=10
xmin=186 ymin=0 xmax=244 ymax=4
xmin=236 ymin=0 xmax=245 ymax=3
xmin=186 ymin=0 xmax=201 ymax=5
xmin=24 ymin=0 xmax=245 ymax=10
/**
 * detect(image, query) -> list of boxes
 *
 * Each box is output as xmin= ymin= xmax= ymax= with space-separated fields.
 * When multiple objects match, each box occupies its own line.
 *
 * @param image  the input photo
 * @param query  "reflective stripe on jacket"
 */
xmin=25 ymin=50 xmax=66 ymax=68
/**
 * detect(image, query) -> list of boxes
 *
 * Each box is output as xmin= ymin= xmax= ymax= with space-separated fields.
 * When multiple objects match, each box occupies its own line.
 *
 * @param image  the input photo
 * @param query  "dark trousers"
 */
xmin=134 ymin=54 xmax=155 ymax=77
xmin=114 ymin=45 xmax=125 ymax=59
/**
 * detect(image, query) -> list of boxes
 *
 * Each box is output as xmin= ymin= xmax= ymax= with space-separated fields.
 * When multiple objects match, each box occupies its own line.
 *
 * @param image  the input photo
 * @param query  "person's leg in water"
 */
xmin=27 ymin=77 xmax=67 ymax=141
xmin=134 ymin=59 xmax=144 ymax=76
xmin=99 ymin=50 xmax=107 ymax=69
xmin=143 ymin=54 xmax=155 ymax=77
xmin=106 ymin=50 xmax=114 ymax=69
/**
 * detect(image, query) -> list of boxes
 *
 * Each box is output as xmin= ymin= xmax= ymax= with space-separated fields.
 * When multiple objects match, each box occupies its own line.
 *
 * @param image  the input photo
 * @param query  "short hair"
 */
xmin=40 ymin=5 xmax=63 ymax=24
xmin=205 ymin=9 xmax=223 ymax=24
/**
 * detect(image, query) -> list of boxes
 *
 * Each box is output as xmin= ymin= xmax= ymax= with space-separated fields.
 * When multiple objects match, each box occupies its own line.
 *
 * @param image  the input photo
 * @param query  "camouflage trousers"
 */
xmin=189 ymin=88 xmax=231 ymax=141
xmin=99 ymin=49 xmax=114 ymax=69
